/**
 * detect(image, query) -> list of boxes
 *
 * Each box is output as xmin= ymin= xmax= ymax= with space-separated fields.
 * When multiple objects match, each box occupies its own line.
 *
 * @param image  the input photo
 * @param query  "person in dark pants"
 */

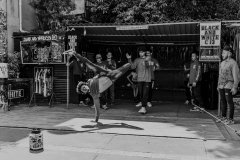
xmin=126 ymin=47 xmax=151 ymax=114
xmin=105 ymin=52 xmax=116 ymax=106
xmin=189 ymin=52 xmax=204 ymax=111
xmin=184 ymin=60 xmax=191 ymax=104
xmin=67 ymin=55 xmax=87 ymax=106
xmin=146 ymin=49 xmax=160 ymax=107
xmin=217 ymin=46 xmax=240 ymax=125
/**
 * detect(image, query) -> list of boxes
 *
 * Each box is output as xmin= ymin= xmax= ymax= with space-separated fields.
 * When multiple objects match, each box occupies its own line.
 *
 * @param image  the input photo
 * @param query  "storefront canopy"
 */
xmin=69 ymin=21 xmax=204 ymax=45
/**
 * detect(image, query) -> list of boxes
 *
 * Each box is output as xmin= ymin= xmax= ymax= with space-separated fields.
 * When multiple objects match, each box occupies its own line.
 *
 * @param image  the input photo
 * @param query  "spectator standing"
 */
xmin=146 ymin=49 xmax=160 ymax=107
xmin=105 ymin=52 xmax=116 ymax=106
xmin=217 ymin=46 xmax=240 ymax=125
xmin=127 ymin=71 xmax=138 ymax=102
xmin=126 ymin=47 xmax=151 ymax=114
xmin=67 ymin=55 xmax=87 ymax=106
xmin=189 ymin=52 xmax=204 ymax=111
xmin=183 ymin=60 xmax=191 ymax=105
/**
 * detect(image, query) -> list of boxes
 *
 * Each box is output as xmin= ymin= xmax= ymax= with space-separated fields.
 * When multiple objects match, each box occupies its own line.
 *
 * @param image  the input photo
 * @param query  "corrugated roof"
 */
xmin=69 ymin=20 xmax=221 ymax=45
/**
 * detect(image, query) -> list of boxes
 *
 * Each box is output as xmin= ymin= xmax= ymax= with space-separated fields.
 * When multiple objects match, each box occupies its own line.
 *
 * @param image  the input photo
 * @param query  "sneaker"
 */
xmin=136 ymin=102 xmax=142 ymax=107
xmin=185 ymin=100 xmax=190 ymax=105
xmin=225 ymin=119 xmax=235 ymax=125
xmin=216 ymin=117 xmax=227 ymax=123
xmin=91 ymin=105 xmax=95 ymax=109
xmin=147 ymin=102 xmax=152 ymax=107
xmin=102 ymin=105 xmax=108 ymax=110
xmin=79 ymin=101 xmax=87 ymax=106
xmin=190 ymin=107 xmax=200 ymax=111
xmin=138 ymin=107 xmax=146 ymax=114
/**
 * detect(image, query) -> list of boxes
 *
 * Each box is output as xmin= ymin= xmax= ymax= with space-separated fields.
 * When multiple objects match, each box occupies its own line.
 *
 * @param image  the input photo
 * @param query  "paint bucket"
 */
xmin=29 ymin=128 xmax=43 ymax=151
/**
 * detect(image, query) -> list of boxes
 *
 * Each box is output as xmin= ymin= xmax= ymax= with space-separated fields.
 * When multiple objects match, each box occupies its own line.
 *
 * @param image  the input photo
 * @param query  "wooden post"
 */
xmin=67 ymin=55 xmax=69 ymax=109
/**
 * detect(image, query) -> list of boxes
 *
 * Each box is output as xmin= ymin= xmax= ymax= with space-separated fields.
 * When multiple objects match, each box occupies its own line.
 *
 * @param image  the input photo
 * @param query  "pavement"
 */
xmin=0 ymin=100 xmax=240 ymax=160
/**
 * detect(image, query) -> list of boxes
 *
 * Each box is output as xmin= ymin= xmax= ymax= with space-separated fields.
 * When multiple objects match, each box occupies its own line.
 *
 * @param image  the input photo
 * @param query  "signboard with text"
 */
xmin=8 ymin=89 xmax=24 ymax=99
xmin=199 ymin=22 xmax=221 ymax=62
xmin=20 ymin=35 xmax=66 ymax=64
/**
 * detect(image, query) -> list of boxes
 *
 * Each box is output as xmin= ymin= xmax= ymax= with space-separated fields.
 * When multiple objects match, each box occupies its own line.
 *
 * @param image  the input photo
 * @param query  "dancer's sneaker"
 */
xmin=185 ymin=100 xmax=190 ymax=105
xmin=216 ymin=116 xmax=227 ymax=123
xmin=147 ymin=102 xmax=152 ymax=107
xmin=79 ymin=101 xmax=87 ymax=106
xmin=190 ymin=107 xmax=200 ymax=111
xmin=102 ymin=105 xmax=108 ymax=110
xmin=135 ymin=102 xmax=142 ymax=107
xmin=138 ymin=107 xmax=146 ymax=114
xmin=225 ymin=118 xmax=235 ymax=125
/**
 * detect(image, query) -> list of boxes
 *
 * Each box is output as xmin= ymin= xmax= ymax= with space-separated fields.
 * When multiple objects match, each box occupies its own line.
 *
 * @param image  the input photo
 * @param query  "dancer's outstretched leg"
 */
xmin=74 ymin=53 xmax=109 ymax=75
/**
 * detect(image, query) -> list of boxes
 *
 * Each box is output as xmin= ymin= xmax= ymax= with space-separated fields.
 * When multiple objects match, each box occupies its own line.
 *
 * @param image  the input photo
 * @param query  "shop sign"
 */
xmin=0 ymin=63 xmax=8 ymax=78
xmin=8 ymin=89 xmax=24 ymax=99
xmin=23 ymin=35 xmax=64 ymax=42
xmin=199 ymin=22 xmax=221 ymax=62
xmin=68 ymin=35 xmax=77 ymax=51
xmin=116 ymin=25 xmax=149 ymax=30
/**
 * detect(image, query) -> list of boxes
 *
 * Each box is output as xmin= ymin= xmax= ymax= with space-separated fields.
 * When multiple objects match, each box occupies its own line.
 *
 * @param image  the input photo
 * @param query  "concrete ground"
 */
xmin=0 ymin=100 xmax=240 ymax=160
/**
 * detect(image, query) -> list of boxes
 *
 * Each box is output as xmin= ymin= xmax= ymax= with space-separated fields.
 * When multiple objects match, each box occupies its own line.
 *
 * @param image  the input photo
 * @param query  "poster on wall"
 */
xmin=199 ymin=22 xmax=221 ymax=62
xmin=20 ymin=35 xmax=66 ymax=64
xmin=0 ymin=63 xmax=8 ymax=78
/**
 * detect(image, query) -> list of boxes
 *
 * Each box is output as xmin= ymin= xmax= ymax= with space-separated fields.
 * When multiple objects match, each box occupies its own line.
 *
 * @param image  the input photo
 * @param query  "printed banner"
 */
xmin=0 ymin=63 xmax=8 ymax=78
xmin=20 ymin=35 xmax=65 ymax=64
xmin=199 ymin=22 xmax=221 ymax=61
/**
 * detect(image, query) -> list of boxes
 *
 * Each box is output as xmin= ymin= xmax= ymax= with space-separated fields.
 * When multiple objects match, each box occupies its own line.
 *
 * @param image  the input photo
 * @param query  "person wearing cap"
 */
xmin=105 ymin=52 xmax=117 ymax=106
xmin=65 ymin=50 xmax=131 ymax=122
xmin=189 ymin=52 xmax=204 ymax=111
xmin=146 ymin=48 xmax=160 ymax=107
xmin=126 ymin=46 xmax=152 ymax=114
xmin=217 ymin=45 xmax=240 ymax=125
xmin=95 ymin=54 xmax=108 ymax=110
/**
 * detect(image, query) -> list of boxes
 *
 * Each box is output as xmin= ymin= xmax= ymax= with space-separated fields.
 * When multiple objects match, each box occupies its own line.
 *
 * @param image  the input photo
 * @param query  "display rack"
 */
xmin=29 ymin=67 xmax=58 ymax=107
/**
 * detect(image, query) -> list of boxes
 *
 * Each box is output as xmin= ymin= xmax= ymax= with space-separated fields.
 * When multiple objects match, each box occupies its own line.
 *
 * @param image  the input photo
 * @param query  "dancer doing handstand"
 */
xmin=66 ymin=50 xmax=130 ymax=122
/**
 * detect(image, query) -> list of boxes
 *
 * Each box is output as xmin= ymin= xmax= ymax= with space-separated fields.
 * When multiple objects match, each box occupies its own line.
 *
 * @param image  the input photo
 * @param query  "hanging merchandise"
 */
xmin=29 ymin=67 xmax=58 ymax=107
xmin=233 ymin=33 xmax=240 ymax=66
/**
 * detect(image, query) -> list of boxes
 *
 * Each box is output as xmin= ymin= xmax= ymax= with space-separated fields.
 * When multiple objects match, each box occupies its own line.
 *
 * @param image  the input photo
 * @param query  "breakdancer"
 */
xmin=65 ymin=50 xmax=130 ymax=122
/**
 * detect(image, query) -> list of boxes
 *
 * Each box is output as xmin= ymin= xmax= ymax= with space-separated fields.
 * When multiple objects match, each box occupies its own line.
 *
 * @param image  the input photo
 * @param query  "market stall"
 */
xmin=67 ymin=20 xmax=219 ymax=110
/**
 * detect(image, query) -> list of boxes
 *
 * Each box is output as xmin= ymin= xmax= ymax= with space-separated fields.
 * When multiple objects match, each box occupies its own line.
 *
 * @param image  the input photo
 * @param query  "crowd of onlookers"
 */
xmin=68 ymin=45 xmax=240 ymax=125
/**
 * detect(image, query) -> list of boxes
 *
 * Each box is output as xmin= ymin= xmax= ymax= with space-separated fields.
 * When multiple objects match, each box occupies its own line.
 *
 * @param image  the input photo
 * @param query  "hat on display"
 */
xmin=223 ymin=45 xmax=233 ymax=53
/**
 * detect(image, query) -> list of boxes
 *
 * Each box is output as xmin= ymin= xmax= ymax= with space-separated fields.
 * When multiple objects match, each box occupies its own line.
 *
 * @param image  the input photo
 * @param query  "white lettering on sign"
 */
xmin=116 ymin=25 xmax=149 ymax=30
xmin=68 ymin=35 xmax=77 ymax=51
xmin=22 ymin=35 xmax=64 ymax=42
xmin=200 ymin=22 xmax=221 ymax=46
xmin=8 ymin=89 xmax=24 ymax=99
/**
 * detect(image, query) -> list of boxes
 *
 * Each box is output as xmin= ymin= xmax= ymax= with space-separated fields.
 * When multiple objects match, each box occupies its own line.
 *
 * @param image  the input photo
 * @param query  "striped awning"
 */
xmin=69 ymin=21 xmax=204 ymax=45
